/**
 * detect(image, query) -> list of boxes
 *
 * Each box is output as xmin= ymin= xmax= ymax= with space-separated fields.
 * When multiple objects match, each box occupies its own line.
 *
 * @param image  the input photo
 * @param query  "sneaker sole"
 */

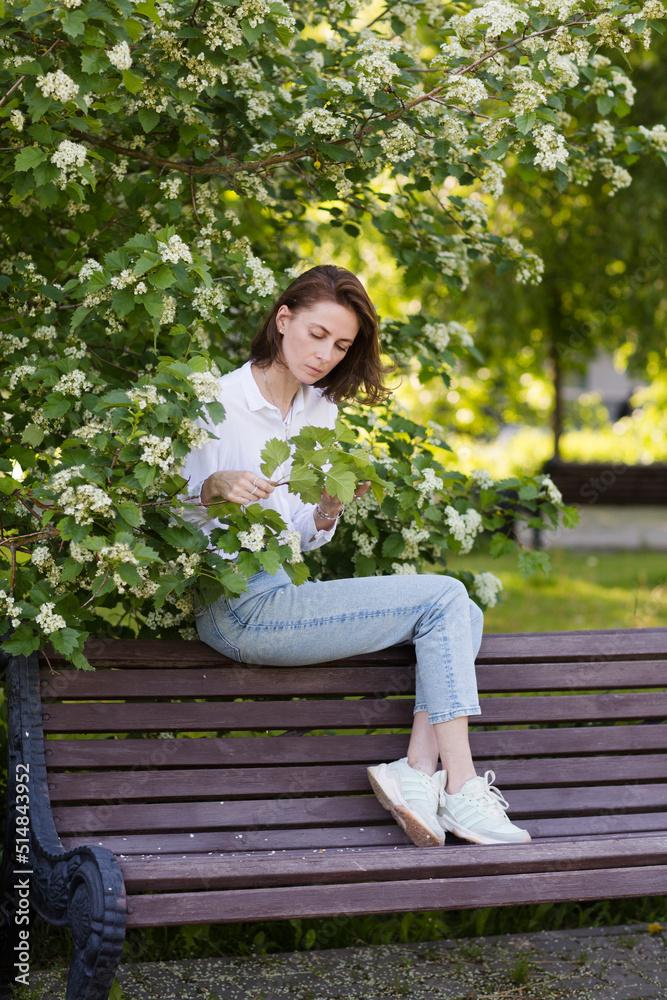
xmin=438 ymin=810 xmax=531 ymax=846
xmin=367 ymin=764 xmax=444 ymax=848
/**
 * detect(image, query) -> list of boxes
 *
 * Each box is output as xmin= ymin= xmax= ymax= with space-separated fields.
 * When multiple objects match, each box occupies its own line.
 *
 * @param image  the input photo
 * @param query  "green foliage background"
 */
xmin=2 ymin=0 xmax=667 ymax=664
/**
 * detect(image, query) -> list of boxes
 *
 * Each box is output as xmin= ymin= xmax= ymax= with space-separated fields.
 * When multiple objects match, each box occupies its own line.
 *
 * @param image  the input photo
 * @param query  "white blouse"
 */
xmin=178 ymin=361 xmax=339 ymax=558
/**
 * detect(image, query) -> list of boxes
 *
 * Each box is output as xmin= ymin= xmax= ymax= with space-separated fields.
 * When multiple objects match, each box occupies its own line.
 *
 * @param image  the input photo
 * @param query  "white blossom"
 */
xmin=158 ymin=234 xmax=193 ymax=264
xmin=53 ymin=370 xmax=92 ymax=397
xmin=9 ymin=365 xmax=36 ymax=391
xmin=0 ymin=590 xmax=21 ymax=629
xmin=293 ymin=107 xmax=346 ymax=139
xmin=139 ymin=434 xmax=174 ymax=473
xmin=596 ymin=158 xmax=632 ymax=196
xmin=159 ymin=176 xmax=183 ymax=199
xmin=51 ymin=140 xmax=88 ymax=188
xmin=592 ymin=120 xmax=616 ymax=150
xmin=481 ymin=162 xmax=506 ymax=199
xmin=188 ymin=371 xmax=220 ymax=403
xmin=37 ymin=70 xmax=79 ymax=103
xmin=352 ymin=531 xmax=376 ymax=557
xmin=238 ymin=523 xmax=265 ymax=551
xmin=35 ymin=602 xmax=67 ymax=633
xmin=391 ymin=562 xmax=418 ymax=575
xmin=9 ymin=110 xmax=24 ymax=131
xmin=471 ymin=468 xmax=494 ymax=489
xmin=417 ymin=467 xmax=444 ymax=501
xmin=245 ymin=254 xmax=277 ymax=297
xmin=638 ymin=124 xmax=667 ymax=153
xmin=380 ymin=121 xmax=416 ymax=163
xmin=539 ymin=474 xmax=563 ymax=505
xmin=59 ymin=483 xmax=114 ymax=524
xmin=192 ymin=284 xmax=227 ymax=320
xmin=444 ymin=506 xmax=483 ymax=554
xmin=108 ymin=41 xmax=133 ymax=71
xmin=31 ymin=545 xmax=53 ymax=570
xmin=79 ymin=259 xmax=103 ymax=280
xmin=281 ymin=529 xmax=303 ymax=563
xmin=401 ymin=523 xmax=430 ymax=560
xmin=160 ymin=296 xmax=177 ymax=325
xmin=533 ymin=124 xmax=569 ymax=171
xmin=353 ymin=36 xmax=401 ymax=101
xmin=472 ymin=571 xmax=503 ymax=608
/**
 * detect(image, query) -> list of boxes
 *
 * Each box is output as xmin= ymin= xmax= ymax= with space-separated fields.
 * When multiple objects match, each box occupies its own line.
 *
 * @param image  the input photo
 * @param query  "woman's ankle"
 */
xmin=406 ymin=756 xmax=437 ymax=777
xmin=445 ymin=769 xmax=477 ymax=794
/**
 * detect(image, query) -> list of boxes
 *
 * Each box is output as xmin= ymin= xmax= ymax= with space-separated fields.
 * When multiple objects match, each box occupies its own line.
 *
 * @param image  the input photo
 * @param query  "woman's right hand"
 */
xmin=201 ymin=471 xmax=275 ymax=507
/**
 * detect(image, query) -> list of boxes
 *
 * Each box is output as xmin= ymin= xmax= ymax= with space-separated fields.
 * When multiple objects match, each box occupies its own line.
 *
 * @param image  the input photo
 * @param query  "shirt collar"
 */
xmin=240 ymin=360 xmax=306 ymax=418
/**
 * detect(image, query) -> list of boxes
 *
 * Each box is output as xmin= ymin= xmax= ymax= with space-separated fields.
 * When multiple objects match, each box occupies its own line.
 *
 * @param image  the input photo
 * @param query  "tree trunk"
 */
xmin=550 ymin=340 xmax=563 ymax=462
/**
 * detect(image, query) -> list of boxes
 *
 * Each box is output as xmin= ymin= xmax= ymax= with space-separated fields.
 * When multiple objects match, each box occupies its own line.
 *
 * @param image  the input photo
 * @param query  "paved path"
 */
xmin=28 ymin=923 xmax=667 ymax=999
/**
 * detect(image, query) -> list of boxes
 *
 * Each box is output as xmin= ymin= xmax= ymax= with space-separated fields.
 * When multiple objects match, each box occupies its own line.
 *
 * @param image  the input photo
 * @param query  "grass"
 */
xmin=444 ymin=548 xmax=667 ymax=632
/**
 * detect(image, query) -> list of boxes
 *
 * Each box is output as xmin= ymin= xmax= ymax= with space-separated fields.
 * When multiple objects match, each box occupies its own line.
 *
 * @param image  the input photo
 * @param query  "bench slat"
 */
xmin=41 ymin=628 xmax=667 ymax=670
xmin=51 ymin=783 xmax=667 ymax=836
xmin=38 ymin=659 xmax=667 ymax=699
xmin=123 ymin=864 xmax=667 ymax=926
xmin=58 ymin=810 xmax=667 ymax=856
xmin=45 ymin=725 xmax=667 ymax=769
xmin=41 ymin=691 xmax=667 ymax=733
xmin=117 ymin=836 xmax=667 ymax=891
xmin=46 ymin=753 xmax=667 ymax=803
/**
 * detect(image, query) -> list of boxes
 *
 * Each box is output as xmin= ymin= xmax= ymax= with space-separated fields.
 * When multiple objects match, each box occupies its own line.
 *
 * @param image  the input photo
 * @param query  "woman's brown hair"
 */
xmin=249 ymin=264 xmax=393 ymax=405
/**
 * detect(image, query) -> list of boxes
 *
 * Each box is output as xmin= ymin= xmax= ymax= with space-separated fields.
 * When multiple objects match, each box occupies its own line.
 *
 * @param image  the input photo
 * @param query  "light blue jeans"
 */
xmin=195 ymin=569 xmax=483 ymax=725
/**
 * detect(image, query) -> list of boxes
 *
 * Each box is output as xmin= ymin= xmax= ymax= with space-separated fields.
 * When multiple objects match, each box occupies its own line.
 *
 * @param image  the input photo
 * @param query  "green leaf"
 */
xmin=288 ymin=465 xmax=319 ymax=502
xmin=138 ymin=107 xmax=160 ymax=133
xmin=283 ymin=560 xmax=310 ymax=586
xmin=205 ymin=401 xmax=225 ymax=424
xmin=260 ymin=437 xmax=291 ymax=478
xmin=382 ymin=532 xmax=405 ymax=559
xmin=62 ymin=8 xmax=87 ymax=37
xmin=49 ymin=627 xmax=82 ymax=656
xmin=490 ymin=533 xmax=515 ymax=558
xmin=324 ymin=467 xmax=356 ymax=503
xmin=21 ymin=424 xmax=44 ymax=447
xmin=1 ymin=624 xmax=40 ymax=657
xmin=562 ymin=505 xmax=580 ymax=529
xmin=518 ymin=484 xmax=540 ymax=501
xmin=134 ymin=0 xmax=161 ymax=23
xmin=148 ymin=264 xmax=175 ymax=288
xmin=258 ymin=548 xmax=281 ymax=574
xmin=117 ymin=563 xmax=143 ymax=586
xmin=517 ymin=550 xmax=551 ymax=579
xmin=0 ymin=476 xmax=22 ymax=495
xmin=121 ymin=70 xmax=144 ymax=94
xmin=117 ymin=501 xmax=143 ymax=527
xmin=70 ymin=306 xmax=91 ymax=331
xmin=15 ymin=146 xmax=48 ymax=171
xmin=42 ymin=394 xmax=71 ymax=419
xmin=515 ymin=113 xmax=536 ymax=135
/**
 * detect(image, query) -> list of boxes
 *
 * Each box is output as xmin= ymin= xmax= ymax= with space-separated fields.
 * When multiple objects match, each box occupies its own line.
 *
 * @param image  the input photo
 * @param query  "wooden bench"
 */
xmin=1 ymin=626 xmax=667 ymax=1000
xmin=542 ymin=460 xmax=667 ymax=506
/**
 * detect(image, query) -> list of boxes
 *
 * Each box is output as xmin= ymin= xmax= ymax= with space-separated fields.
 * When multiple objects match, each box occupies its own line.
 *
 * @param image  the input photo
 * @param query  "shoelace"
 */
xmin=443 ymin=770 xmax=510 ymax=817
xmin=471 ymin=770 xmax=510 ymax=816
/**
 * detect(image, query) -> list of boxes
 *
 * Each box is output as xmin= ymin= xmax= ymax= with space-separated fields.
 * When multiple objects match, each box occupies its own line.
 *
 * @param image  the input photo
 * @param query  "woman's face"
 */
xmin=276 ymin=300 xmax=359 ymax=384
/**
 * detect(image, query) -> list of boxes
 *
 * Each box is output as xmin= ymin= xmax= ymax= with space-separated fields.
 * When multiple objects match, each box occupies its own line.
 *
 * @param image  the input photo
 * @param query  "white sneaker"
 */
xmin=367 ymin=757 xmax=446 ymax=847
xmin=437 ymin=770 xmax=531 ymax=845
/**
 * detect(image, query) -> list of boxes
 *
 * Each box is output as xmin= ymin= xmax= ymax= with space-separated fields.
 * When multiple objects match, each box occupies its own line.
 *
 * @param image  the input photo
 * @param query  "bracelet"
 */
xmin=315 ymin=503 xmax=344 ymax=522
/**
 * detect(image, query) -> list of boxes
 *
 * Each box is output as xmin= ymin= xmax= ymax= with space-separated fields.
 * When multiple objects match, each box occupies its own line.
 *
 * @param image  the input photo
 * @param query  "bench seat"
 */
xmin=1 ymin=626 xmax=666 ymax=999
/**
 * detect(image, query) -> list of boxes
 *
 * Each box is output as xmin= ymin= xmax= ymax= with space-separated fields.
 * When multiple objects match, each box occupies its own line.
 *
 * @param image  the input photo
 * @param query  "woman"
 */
xmin=180 ymin=264 xmax=529 ymax=849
